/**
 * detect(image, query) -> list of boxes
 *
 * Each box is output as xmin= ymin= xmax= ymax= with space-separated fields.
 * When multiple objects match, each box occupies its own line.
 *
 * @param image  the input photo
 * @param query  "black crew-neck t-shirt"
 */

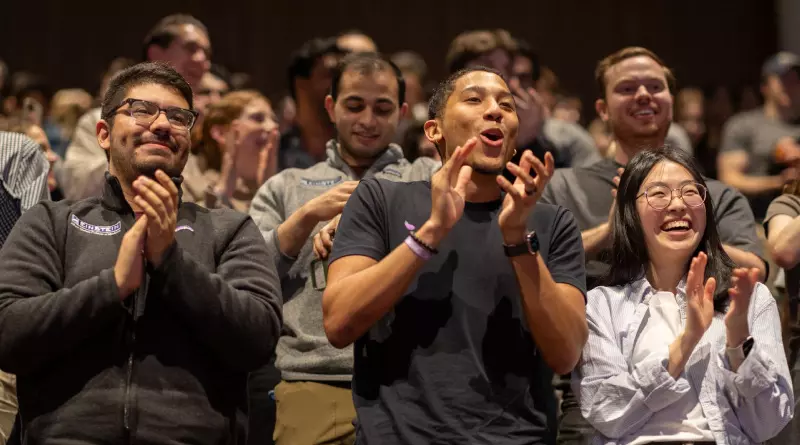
xmin=329 ymin=178 xmax=587 ymax=445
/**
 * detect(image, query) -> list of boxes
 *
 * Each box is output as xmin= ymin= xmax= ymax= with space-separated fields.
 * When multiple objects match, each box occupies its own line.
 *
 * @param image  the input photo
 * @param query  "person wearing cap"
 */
xmin=717 ymin=51 xmax=800 ymax=220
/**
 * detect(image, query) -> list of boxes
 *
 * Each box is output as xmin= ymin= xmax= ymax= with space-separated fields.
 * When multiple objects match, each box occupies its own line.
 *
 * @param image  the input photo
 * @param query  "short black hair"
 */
xmin=142 ymin=14 xmax=209 ymax=62
xmin=100 ymin=62 xmax=194 ymax=125
xmin=428 ymin=66 xmax=504 ymax=120
xmin=330 ymin=52 xmax=406 ymax=105
xmin=513 ymin=38 xmax=541 ymax=83
xmin=606 ymin=145 xmax=735 ymax=312
xmin=10 ymin=72 xmax=52 ymax=105
xmin=287 ymin=37 xmax=345 ymax=99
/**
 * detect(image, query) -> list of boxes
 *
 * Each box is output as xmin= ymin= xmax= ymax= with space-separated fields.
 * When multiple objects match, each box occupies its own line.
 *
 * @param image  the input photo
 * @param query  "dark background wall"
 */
xmin=0 ymin=0 xmax=779 ymax=111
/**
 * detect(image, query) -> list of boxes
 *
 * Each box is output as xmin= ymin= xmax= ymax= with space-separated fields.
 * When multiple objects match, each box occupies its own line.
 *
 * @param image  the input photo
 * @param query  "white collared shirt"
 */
xmin=573 ymin=276 xmax=793 ymax=445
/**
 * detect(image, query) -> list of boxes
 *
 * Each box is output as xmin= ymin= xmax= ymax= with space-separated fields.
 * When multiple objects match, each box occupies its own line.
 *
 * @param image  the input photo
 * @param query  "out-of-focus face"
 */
xmin=149 ymin=24 xmax=211 ymax=88
xmin=678 ymin=100 xmax=705 ymax=145
xmin=194 ymin=72 xmax=229 ymax=116
xmin=596 ymin=56 xmax=673 ymax=142
xmin=230 ymin=98 xmax=278 ymax=183
xmin=426 ymin=70 xmax=519 ymax=175
xmin=26 ymin=124 xmax=58 ymax=191
xmin=97 ymin=83 xmax=193 ymax=183
xmin=512 ymin=55 xmax=535 ymax=90
xmin=337 ymin=33 xmax=378 ymax=53
xmin=466 ymin=48 xmax=512 ymax=80
xmin=326 ymin=68 xmax=406 ymax=163
xmin=763 ymin=68 xmax=800 ymax=118
xmin=636 ymin=160 xmax=707 ymax=267
xmin=305 ymin=53 xmax=343 ymax=118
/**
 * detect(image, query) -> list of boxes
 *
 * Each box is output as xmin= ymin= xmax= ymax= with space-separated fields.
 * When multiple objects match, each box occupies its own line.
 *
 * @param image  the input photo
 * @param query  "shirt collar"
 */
xmin=102 ymin=171 xmax=184 ymax=213
xmin=325 ymin=139 xmax=405 ymax=177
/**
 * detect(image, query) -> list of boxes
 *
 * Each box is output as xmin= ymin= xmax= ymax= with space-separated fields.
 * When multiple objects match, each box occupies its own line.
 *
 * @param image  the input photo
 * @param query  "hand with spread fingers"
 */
xmin=313 ymin=214 xmax=341 ymax=260
xmin=428 ymin=137 xmax=477 ymax=231
xmin=684 ymin=252 xmax=717 ymax=342
xmin=725 ymin=267 xmax=759 ymax=347
xmin=132 ymin=170 xmax=179 ymax=267
xmin=497 ymin=150 xmax=555 ymax=241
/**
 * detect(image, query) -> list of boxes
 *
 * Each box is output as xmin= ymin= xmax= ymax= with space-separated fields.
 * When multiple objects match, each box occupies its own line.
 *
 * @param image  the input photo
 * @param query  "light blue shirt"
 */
xmin=573 ymin=276 xmax=793 ymax=444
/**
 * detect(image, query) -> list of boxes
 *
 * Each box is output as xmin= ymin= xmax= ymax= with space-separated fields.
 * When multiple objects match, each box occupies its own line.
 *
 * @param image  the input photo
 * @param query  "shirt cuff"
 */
xmin=632 ymin=345 xmax=691 ymax=411
xmin=717 ymin=341 xmax=777 ymax=399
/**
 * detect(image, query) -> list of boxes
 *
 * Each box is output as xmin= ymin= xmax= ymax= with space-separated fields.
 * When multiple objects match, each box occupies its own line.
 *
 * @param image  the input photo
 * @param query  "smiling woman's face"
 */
xmin=636 ymin=160 xmax=707 ymax=266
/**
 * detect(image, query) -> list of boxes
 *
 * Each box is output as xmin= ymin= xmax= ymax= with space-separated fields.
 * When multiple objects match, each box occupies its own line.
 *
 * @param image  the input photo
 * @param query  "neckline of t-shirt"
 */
xmin=464 ymin=198 xmax=503 ymax=211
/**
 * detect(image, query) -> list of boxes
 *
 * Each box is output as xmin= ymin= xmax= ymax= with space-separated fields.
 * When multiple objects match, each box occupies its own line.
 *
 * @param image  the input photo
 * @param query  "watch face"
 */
xmin=527 ymin=231 xmax=540 ymax=254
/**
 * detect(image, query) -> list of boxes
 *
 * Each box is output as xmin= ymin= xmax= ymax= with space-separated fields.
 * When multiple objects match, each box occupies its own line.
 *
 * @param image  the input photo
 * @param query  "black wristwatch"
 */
xmin=503 ymin=231 xmax=539 ymax=257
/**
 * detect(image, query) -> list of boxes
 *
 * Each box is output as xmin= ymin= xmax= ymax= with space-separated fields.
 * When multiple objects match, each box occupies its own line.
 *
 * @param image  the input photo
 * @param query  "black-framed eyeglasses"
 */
xmin=636 ymin=182 xmax=707 ymax=210
xmin=106 ymin=98 xmax=198 ymax=131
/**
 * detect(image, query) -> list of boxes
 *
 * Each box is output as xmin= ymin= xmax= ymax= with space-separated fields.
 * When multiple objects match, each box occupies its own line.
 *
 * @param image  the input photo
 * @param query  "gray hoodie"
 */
xmin=249 ymin=140 xmax=440 ymax=381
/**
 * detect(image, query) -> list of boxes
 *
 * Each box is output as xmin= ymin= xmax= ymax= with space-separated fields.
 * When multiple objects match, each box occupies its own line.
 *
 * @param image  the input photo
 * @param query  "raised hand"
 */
xmin=114 ymin=214 xmax=148 ymax=300
xmin=510 ymin=84 xmax=546 ymax=147
xmin=684 ymin=252 xmax=717 ymax=341
xmin=428 ymin=137 xmax=477 ymax=230
xmin=725 ymin=267 xmax=759 ymax=347
xmin=256 ymin=128 xmax=279 ymax=187
xmin=497 ymin=150 xmax=554 ymax=237
xmin=132 ymin=170 xmax=178 ymax=267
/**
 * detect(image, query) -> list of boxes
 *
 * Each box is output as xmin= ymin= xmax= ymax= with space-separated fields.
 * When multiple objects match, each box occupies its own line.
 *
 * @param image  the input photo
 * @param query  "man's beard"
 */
xmin=472 ymin=164 xmax=504 ymax=175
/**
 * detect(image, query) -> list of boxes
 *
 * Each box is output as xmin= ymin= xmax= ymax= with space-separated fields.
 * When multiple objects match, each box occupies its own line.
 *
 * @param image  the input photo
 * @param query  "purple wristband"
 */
xmin=405 ymin=236 xmax=433 ymax=261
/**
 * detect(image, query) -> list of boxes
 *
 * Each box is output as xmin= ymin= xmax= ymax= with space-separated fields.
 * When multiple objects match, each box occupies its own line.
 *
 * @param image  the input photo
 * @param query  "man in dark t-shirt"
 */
xmin=323 ymin=67 xmax=588 ymax=444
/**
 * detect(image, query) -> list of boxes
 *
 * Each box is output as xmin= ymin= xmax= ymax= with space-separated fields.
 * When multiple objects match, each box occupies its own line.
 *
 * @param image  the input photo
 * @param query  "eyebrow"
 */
xmin=643 ymin=179 xmax=696 ymax=188
xmin=342 ymin=95 xmax=397 ymax=105
xmin=460 ymin=85 xmax=513 ymax=99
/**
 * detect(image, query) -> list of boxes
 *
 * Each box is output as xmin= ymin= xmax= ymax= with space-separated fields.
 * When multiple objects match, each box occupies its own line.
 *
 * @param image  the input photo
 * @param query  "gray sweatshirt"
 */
xmin=249 ymin=141 xmax=439 ymax=381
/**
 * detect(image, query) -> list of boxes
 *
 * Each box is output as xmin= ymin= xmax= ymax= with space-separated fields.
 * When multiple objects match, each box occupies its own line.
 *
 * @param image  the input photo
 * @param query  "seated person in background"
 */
xmin=0 ymin=114 xmax=62 ymax=200
xmin=717 ymin=52 xmax=800 ymax=220
xmin=575 ymin=146 xmax=792 ymax=444
xmin=183 ymin=90 xmax=278 ymax=211
xmin=763 ymin=181 xmax=800 ymax=444
xmin=0 ymin=130 xmax=50 ymax=443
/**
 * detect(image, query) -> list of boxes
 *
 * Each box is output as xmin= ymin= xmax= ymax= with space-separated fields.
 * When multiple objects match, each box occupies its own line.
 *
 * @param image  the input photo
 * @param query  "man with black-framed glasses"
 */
xmin=0 ymin=62 xmax=282 ymax=444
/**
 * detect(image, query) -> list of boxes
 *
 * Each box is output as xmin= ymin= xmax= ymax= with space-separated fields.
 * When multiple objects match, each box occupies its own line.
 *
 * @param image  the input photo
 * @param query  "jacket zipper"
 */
xmin=123 ymin=257 xmax=147 ymax=436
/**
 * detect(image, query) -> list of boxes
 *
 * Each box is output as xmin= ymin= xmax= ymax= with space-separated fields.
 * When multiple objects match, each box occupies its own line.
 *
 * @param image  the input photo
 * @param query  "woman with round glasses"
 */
xmin=573 ymin=146 xmax=792 ymax=444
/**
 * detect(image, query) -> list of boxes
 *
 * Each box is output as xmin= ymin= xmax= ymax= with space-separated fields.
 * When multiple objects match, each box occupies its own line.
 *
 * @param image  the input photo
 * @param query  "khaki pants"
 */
xmin=0 ymin=370 xmax=17 ymax=445
xmin=273 ymin=381 xmax=356 ymax=445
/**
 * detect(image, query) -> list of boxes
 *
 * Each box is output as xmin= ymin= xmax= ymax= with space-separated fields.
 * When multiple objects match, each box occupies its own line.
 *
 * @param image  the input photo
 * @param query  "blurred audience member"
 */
xmin=535 ymin=67 xmax=559 ymax=113
xmin=191 ymin=67 xmax=231 ymax=147
xmin=48 ymin=88 xmax=93 ymax=156
xmin=552 ymin=95 xmax=582 ymax=125
xmin=676 ymin=87 xmax=717 ymax=177
xmin=336 ymin=29 xmax=378 ymax=53
xmin=391 ymin=51 xmax=428 ymax=118
xmin=717 ymin=52 xmax=800 ymax=220
xmin=97 ymin=57 xmax=137 ymax=104
xmin=142 ymin=14 xmax=211 ymax=89
xmin=587 ymin=118 xmax=612 ymax=158
xmin=230 ymin=72 xmax=253 ymax=90
xmin=184 ymin=90 xmax=278 ymax=211
xmin=281 ymin=37 xmax=345 ymax=170
xmin=0 ymin=130 xmax=50 ymax=442
xmin=512 ymin=38 xmax=541 ymax=92
xmin=705 ymin=85 xmax=735 ymax=157
xmin=400 ymin=119 xmax=441 ymax=162
xmin=739 ymin=84 xmax=761 ymax=112
xmin=62 ymin=14 xmax=212 ymax=202
xmin=764 ymin=180 xmax=800 ymax=444
xmin=0 ymin=115 xmax=62 ymax=200
xmin=276 ymin=95 xmax=297 ymax=135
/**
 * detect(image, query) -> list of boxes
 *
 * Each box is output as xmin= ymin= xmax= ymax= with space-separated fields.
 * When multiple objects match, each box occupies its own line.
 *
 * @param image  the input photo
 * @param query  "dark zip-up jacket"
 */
xmin=0 ymin=174 xmax=282 ymax=444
